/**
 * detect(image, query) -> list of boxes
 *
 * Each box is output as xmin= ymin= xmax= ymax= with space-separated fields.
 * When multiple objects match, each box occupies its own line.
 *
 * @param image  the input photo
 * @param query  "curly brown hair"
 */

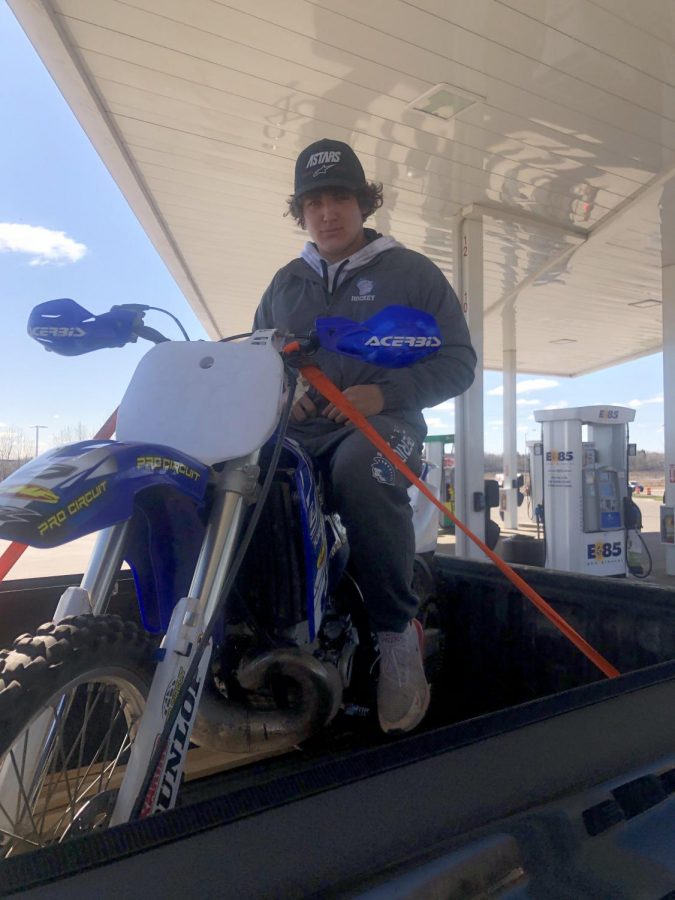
xmin=285 ymin=182 xmax=384 ymax=228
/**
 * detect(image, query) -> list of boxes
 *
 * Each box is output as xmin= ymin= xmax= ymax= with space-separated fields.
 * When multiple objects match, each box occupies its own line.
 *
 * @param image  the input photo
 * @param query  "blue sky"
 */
xmin=0 ymin=5 xmax=665 ymax=455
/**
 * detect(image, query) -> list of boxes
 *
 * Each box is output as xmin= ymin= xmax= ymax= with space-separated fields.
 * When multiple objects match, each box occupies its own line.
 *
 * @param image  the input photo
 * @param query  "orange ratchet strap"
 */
xmin=289 ymin=355 xmax=619 ymax=680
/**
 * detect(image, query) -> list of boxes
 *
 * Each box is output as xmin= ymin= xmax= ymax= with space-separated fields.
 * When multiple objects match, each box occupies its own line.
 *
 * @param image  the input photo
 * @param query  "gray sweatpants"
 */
xmin=287 ymin=415 xmax=423 ymax=633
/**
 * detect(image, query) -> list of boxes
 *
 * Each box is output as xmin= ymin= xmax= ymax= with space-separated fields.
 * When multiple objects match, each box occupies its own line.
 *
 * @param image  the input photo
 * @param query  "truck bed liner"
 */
xmin=2 ymin=557 xmax=675 ymax=897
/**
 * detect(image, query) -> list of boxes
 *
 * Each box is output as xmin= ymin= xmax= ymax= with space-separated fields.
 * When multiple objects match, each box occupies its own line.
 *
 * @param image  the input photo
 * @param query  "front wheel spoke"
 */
xmin=51 ymin=725 xmax=131 ymax=839
xmin=32 ymin=734 xmax=72 ymax=841
xmin=0 ymin=821 xmax=42 ymax=849
xmin=7 ymin=749 xmax=41 ymax=844
xmin=74 ymin=704 xmax=128 ymax=804
xmin=105 ymin=730 xmax=133 ymax=780
xmin=32 ymin=693 xmax=79 ymax=838
xmin=55 ymin=729 xmax=77 ymax=824
xmin=58 ymin=684 xmax=106 ymax=780
xmin=98 ymin=693 xmax=123 ymax=795
xmin=14 ymin=729 xmax=30 ymax=825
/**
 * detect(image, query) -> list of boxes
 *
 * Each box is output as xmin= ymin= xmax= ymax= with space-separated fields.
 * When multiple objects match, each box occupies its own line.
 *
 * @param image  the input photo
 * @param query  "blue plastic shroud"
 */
xmin=0 ymin=440 xmax=208 ymax=549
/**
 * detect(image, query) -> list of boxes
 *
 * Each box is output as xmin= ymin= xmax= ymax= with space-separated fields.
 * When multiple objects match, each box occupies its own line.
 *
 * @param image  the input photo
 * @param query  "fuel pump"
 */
xmin=533 ymin=406 xmax=635 ymax=576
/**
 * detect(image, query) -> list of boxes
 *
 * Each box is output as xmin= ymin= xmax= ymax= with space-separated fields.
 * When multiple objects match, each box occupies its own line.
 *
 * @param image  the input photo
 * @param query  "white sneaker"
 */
xmin=377 ymin=619 xmax=430 ymax=734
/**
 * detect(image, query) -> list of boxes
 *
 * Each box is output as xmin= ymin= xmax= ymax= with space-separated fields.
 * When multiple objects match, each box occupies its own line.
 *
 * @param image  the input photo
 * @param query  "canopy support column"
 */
xmin=502 ymin=307 xmax=519 ymax=530
xmin=454 ymin=215 xmax=485 ymax=558
xmin=661 ymin=179 xmax=675 ymax=575
xmin=660 ymin=181 xmax=675 ymax=575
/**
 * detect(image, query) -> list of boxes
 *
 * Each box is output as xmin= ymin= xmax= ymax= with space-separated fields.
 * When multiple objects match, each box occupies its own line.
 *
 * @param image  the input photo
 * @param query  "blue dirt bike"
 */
xmin=0 ymin=299 xmax=441 ymax=855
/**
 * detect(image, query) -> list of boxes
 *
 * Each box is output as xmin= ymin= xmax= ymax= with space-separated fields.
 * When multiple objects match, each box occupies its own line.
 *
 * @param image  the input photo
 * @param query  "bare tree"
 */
xmin=51 ymin=421 xmax=94 ymax=448
xmin=0 ymin=427 xmax=31 ymax=480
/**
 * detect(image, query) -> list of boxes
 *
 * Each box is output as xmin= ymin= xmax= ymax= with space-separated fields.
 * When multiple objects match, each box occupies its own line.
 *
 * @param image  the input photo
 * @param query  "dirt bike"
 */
xmin=0 ymin=298 xmax=442 ymax=856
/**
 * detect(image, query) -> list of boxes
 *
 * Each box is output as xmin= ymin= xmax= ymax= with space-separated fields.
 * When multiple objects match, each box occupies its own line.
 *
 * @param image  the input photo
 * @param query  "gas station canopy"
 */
xmin=8 ymin=0 xmax=672 ymax=377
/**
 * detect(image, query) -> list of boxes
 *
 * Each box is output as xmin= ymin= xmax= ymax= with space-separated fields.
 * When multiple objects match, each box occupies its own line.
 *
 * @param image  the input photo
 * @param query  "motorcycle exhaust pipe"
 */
xmin=191 ymin=648 xmax=343 ymax=755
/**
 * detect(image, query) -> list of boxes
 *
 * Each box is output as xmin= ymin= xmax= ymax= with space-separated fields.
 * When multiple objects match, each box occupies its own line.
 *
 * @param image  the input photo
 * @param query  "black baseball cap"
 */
xmin=294 ymin=139 xmax=366 ymax=199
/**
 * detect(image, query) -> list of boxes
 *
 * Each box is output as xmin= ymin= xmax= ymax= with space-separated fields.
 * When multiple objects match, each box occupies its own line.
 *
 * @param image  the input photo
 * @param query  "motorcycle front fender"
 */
xmin=0 ymin=439 xmax=208 ymax=548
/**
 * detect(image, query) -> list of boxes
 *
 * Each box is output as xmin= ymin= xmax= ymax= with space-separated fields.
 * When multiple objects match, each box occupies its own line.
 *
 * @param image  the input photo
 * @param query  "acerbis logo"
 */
xmin=546 ymin=450 xmax=574 ymax=462
xmin=364 ymin=335 xmax=441 ymax=348
xmin=30 ymin=326 xmax=86 ymax=338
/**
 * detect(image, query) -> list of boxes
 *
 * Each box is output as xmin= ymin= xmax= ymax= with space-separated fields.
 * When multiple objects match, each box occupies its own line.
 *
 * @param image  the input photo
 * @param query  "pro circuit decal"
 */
xmin=37 ymin=479 xmax=107 ymax=536
xmin=0 ymin=484 xmax=59 ymax=503
xmin=136 ymin=456 xmax=201 ymax=481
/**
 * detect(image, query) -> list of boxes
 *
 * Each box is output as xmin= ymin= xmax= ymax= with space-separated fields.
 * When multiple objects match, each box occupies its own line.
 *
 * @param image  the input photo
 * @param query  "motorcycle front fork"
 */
xmin=111 ymin=454 xmax=260 ymax=823
xmin=48 ymin=522 xmax=131 ymax=622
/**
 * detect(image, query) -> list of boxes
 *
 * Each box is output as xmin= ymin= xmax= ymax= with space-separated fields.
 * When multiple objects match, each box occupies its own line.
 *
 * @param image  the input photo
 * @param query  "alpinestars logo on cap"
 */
xmin=313 ymin=164 xmax=336 ymax=178
xmin=306 ymin=150 xmax=342 ymax=168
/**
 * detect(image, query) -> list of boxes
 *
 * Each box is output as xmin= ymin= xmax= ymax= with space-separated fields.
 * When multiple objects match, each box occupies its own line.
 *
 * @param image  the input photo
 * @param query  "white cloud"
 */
xmin=0 ymin=222 xmax=87 ymax=266
xmin=488 ymin=378 xmax=559 ymax=397
xmin=622 ymin=394 xmax=663 ymax=409
xmin=542 ymin=400 xmax=569 ymax=410
xmin=516 ymin=398 xmax=540 ymax=407
xmin=425 ymin=417 xmax=447 ymax=428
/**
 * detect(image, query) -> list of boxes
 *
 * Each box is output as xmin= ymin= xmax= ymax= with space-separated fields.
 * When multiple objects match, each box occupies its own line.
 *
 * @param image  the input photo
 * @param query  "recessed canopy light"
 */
xmin=549 ymin=338 xmax=577 ymax=344
xmin=408 ymin=83 xmax=484 ymax=120
xmin=629 ymin=298 xmax=662 ymax=308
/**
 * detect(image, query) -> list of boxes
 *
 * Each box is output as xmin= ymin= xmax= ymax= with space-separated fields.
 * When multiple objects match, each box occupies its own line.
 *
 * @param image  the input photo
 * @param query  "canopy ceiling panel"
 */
xmin=9 ymin=0 xmax=675 ymax=372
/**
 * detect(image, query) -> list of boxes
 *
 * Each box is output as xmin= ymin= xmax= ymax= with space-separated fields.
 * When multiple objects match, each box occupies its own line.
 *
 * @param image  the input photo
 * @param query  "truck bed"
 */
xmin=2 ymin=557 xmax=675 ymax=897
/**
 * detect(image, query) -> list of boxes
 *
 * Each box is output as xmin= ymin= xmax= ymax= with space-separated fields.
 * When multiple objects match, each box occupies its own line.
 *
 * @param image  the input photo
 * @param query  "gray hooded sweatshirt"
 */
xmin=254 ymin=229 xmax=476 ymax=439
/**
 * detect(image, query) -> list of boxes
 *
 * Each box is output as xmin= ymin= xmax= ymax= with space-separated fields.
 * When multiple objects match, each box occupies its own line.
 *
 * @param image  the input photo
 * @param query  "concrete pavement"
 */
xmin=436 ymin=495 xmax=674 ymax=589
xmin=0 ymin=497 xmax=671 ymax=588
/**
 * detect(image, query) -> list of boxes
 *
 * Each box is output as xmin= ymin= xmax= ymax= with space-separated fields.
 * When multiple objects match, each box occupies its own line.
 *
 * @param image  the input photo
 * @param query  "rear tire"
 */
xmin=0 ymin=614 xmax=158 ymax=857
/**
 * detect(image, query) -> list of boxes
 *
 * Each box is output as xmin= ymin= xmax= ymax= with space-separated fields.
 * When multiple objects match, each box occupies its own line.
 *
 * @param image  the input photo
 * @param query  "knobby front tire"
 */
xmin=0 ymin=614 xmax=158 ymax=857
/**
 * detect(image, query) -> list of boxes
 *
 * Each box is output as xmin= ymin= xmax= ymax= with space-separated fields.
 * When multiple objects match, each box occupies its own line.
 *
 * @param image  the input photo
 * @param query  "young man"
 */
xmin=255 ymin=138 xmax=476 ymax=733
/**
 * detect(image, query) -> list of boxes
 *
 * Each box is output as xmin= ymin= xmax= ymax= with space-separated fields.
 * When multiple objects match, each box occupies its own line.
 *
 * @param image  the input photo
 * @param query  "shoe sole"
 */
xmin=378 ymin=619 xmax=431 ymax=734
xmin=379 ymin=683 xmax=431 ymax=734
